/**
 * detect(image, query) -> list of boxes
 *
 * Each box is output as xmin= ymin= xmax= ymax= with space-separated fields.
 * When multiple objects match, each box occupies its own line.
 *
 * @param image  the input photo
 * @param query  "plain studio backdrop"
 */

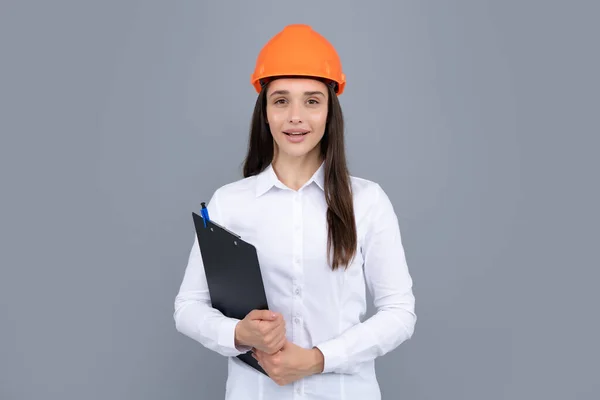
xmin=1 ymin=1 xmax=598 ymax=399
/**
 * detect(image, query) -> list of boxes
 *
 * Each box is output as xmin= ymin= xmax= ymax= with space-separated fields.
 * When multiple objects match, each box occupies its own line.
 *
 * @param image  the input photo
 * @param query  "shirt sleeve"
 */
xmin=315 ymin=183 xmax=417 ymax=374
xmin=173 ymin=189 xmax=252 ymax=357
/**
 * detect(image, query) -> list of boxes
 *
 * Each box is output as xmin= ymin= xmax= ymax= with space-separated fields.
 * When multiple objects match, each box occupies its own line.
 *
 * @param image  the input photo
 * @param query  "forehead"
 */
xmin=267 ymin=78 xmax=328 ymax=94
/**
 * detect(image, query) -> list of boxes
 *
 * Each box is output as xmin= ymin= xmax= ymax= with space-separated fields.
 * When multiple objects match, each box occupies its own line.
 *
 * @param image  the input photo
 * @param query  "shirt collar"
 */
xmin=255 ymin=161 xmax=325 ymax=197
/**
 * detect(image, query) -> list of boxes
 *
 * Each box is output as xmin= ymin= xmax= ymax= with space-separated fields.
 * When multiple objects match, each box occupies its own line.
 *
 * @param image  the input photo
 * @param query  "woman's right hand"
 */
xmin=235 ymin=310 xmax=286 ymax=355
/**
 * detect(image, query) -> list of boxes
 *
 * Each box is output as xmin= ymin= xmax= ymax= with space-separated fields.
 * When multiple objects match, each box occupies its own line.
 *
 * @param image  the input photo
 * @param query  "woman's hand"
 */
xmin=252 ymin=341 xmax=325 ymax=386
xmin=235 ymin=310 xmax=286 ymax=354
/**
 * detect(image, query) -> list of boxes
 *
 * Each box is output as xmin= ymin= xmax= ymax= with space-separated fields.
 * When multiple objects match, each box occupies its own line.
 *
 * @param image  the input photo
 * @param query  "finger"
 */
xmin=275 ymin=336 xmax=286 ymax=352
xmin=264 ymin=314 xmax=283 ymax=326
xmin=264 ymin=329 xmax=283 ymax=350
xmin=271 ymin=331 xmax=284 ymax=348
xmin=274 ymin=331 xmax=286 ymax=347
xmin=261 ymin=318 xmax=283 ymax=335
xmin=275 ymin=327 xmax=287 ymax=342
xmin=250 ymin=309 xmax=277 ymax=321
xmin=270 ymin=316 xmax=286 ymax=333
xmin=266 ymin=336 xmax=285 ymax=354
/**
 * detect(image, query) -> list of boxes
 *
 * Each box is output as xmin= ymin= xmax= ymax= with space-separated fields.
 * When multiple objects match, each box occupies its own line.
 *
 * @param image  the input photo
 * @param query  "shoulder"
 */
xmin=213 ymin=175 xmax=257 ymax=200
xmin=204 ymin=175 xmax=258 ymax=223
xmin=349 ymin=175 xmax=390 ymax=206
xmin=209 ymin=175 xmax=259 ymax=213
xmin=349 ymin=174 xmax=399 ymax=226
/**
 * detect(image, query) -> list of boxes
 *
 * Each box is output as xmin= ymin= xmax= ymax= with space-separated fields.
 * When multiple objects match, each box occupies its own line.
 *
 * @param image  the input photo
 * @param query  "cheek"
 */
xmin=266 ymin=110 xmax=285 ymax=132
xmin=310 ymin=111 xmax=328 ymax=133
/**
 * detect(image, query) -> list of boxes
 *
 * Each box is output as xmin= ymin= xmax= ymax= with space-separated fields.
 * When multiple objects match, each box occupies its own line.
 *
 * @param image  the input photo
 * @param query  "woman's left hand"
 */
xmin=252 ymin=340 xmax=324 ymax=386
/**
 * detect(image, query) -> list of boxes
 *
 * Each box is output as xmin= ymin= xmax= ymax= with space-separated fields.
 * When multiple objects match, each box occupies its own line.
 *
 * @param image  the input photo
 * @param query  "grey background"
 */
xmin=1 ymin=1 xmax=598 ymax=399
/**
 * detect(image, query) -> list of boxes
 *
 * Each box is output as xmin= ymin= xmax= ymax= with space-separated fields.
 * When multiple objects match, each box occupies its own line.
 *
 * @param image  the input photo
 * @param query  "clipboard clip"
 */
xmin=197 ymin=202 xmax=242 ymax=239
xmin=200 ymin=202 xmax=210 ymax=228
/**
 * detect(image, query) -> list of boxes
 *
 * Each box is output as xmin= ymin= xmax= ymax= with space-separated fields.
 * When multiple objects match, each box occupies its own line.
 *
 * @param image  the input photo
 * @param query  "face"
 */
xmin=265 ymin=78 xmax=329 ymax=160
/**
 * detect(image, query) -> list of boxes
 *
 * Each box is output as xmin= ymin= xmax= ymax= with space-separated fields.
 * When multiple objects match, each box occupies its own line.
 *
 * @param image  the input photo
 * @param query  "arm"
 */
xmin=173 ymin=190 xmax=252 ymax=357
xmin=315 ymin=183 xmax=417 ymax=374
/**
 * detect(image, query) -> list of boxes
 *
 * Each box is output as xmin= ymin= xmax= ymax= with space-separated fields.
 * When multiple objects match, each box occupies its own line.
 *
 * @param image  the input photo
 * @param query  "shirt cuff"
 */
xmin=218 ymin=318 xmax=252 ymax=355
xmin=315 ymin=337 xmax=347 ymax=373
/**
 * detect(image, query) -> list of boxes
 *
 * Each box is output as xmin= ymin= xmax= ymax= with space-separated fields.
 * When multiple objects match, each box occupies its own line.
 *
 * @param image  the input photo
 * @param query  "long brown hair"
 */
xmin=242 ymin=80 xmax=357 ymax=271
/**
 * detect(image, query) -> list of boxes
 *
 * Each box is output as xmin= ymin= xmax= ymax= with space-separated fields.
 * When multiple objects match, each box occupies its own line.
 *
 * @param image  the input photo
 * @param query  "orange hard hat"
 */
xmin=250 ymin=24 xmax=346 ymax=95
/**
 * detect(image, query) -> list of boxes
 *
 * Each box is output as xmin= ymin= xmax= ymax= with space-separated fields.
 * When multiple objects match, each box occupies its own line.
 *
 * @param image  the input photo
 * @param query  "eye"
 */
xmin=307 ymin=99 xmax=320 ymax=105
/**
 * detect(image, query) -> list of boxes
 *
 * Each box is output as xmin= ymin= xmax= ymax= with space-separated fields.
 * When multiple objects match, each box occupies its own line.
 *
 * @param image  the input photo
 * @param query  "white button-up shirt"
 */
xmin=174 ymin=162 xmax=416 ymax=400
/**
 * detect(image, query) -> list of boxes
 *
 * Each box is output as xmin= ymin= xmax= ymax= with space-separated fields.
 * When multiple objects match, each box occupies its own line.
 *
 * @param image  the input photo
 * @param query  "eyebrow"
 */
xmin=269 ymin=90 xmax=326 ymax=98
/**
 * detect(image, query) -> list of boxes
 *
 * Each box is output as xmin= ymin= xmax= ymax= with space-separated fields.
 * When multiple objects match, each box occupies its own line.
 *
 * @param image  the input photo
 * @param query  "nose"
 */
xmin=288 ymin=101 xmax=303 ymax=124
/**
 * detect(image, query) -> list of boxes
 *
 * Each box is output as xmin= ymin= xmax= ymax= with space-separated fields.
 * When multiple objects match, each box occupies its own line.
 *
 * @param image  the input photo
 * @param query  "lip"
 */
xmin=283 ymin=128 xmax=310 ymax=134
xmin=283 ymin=129 xmax=309 ymax=143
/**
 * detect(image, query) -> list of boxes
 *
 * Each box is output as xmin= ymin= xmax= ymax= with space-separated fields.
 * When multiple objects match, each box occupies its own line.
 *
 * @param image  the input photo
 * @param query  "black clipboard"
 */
xmin=192 ymin=211 xmax=269 ymax=375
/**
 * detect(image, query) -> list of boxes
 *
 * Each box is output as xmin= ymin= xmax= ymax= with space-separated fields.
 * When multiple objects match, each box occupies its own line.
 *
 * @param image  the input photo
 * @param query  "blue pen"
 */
xmin=200 ymin=202 xmax=210 ymax=228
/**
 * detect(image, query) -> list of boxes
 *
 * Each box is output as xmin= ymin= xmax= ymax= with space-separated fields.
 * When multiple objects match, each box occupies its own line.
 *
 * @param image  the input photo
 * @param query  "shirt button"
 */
xmin=295 ymin=288 xmax=301 ymax=296
xmin=296 ymin=387 xmax=301 ymax=394
xmin=294 ymin=317 xmax=300 ymax=324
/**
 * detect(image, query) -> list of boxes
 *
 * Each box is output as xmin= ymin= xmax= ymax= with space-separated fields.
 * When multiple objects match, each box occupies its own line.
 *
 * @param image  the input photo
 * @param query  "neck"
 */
xmin=272 ymin=149 xmax=323 ymax=191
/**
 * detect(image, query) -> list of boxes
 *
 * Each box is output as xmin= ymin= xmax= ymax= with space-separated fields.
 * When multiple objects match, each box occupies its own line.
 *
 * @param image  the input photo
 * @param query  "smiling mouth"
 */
xmin=283 ymin=130 xmax=309 ymax=136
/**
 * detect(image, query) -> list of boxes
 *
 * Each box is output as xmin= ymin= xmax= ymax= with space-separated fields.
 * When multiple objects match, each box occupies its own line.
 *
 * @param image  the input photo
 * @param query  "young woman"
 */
xmin=174 ymin=24 xmax=416 ymax=400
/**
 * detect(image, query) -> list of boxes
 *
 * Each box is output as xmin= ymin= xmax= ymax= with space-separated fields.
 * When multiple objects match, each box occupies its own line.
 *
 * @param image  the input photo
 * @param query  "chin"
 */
xmin=276 ymin=144 xmax=318 ymax=159
xmin=280 ymin=148 xmax=313 ymax=158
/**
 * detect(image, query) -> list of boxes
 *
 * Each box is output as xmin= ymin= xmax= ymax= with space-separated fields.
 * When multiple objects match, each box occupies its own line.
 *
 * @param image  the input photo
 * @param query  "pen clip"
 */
xmin=200 ymin=202 xmax=210 ymax=228
xmin=199 ymin=202 xmax=242 ymax=239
